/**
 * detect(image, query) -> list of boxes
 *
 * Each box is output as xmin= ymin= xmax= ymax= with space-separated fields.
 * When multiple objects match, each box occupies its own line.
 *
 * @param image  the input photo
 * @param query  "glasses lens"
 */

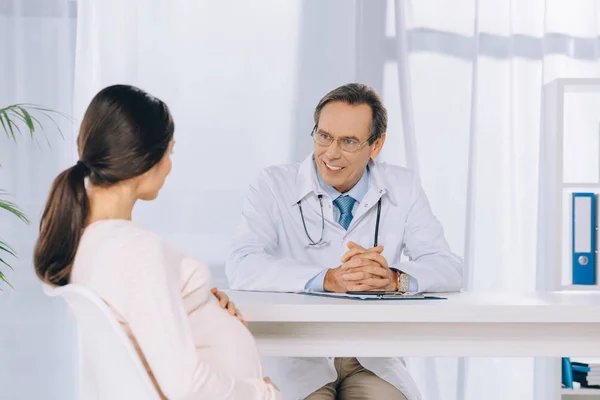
xmin=314 ymin=132 xmax=332 ymax=146
xmin=340 ymin=138 xmax=363 ymax=152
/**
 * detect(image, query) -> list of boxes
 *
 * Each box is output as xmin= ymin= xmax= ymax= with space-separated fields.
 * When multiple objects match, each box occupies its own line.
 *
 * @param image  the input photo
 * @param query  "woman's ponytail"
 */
xmin=33 ymin=162 xmax=89 ymax=286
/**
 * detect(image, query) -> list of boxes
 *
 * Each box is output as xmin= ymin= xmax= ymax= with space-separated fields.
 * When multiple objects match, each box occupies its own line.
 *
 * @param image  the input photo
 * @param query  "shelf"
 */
xmin=537 ymin=78 xmax=600 ymax=400
xmin=563 ymin=183 xmax=600 ymax=189
xmin=558 ymin=285 xmax=600 ymax=291
xmin=562 ymin=387 xmax=600 ymax=396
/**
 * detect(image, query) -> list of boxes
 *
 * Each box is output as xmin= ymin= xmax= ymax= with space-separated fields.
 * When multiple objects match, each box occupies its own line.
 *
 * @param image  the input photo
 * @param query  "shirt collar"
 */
xmin=316 ymin=162 xmax=370 ymax=203
xmin=294 ymin=153 xmax=397 ymax=206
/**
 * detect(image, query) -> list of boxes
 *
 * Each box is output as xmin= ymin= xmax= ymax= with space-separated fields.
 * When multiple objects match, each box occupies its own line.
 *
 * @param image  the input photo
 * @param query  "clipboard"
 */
xmin=300 ymin=290 xmax=447 ymax=301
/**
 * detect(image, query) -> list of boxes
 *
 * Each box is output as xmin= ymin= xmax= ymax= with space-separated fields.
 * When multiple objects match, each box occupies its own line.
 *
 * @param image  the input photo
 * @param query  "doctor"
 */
xmin=226 ymin=83 xmax=463 ymax=400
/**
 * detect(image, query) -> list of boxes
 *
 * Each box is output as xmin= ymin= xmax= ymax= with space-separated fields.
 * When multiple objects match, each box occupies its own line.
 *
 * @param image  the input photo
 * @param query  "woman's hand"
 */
xmin=264 ymin=377 xmax=280 ymax=392
xmin=211 ymin=288 xmax=248 ymax=327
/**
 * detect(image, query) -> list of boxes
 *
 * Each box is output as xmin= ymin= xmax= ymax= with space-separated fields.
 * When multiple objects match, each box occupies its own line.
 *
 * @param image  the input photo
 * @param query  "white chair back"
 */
xmin=43 ymin=283 xmax=162 ymax=400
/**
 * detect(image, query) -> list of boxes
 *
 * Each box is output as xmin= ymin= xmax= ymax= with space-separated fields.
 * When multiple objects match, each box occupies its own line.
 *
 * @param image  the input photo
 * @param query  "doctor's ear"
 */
xmin=370 ymin=133 xmax=386 ymax=158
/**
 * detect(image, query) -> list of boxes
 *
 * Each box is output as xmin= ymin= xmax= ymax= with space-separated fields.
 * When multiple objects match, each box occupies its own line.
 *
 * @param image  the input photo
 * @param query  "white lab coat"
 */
xmin=226 ymin=154 xmax=463 ymax=400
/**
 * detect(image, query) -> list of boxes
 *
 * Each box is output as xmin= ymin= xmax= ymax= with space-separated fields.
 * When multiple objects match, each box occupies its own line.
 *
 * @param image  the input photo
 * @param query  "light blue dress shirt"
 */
xmin=305 ymin=165 xmax=418 ymax=292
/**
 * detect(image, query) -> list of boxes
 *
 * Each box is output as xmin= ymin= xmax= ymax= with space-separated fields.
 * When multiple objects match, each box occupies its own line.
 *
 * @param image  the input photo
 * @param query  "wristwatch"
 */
xmin=391 ymin=268 xmax=410 ymax=293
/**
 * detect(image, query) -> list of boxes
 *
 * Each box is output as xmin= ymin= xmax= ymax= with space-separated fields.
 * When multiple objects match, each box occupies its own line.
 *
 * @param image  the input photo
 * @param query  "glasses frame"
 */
xmin=310 ymin=125 xmax=375 ymax=153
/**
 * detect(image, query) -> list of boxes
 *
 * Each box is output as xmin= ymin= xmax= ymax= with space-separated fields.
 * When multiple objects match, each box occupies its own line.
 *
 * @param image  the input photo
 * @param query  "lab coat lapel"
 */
xmin=294 ymin=154 xmax=335 ymax=222
xmin=346 ymin=159 xmax=390 ymax=233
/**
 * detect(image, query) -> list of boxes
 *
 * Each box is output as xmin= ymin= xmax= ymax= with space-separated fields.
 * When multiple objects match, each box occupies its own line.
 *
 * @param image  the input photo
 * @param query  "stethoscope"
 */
xmin=296 ymin=195 xmax=382 ymax=247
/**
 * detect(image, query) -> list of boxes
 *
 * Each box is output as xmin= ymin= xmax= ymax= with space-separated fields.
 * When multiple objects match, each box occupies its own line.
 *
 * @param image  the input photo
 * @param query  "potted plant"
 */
xmin=0 ymin=104 xmax=68 ymax=288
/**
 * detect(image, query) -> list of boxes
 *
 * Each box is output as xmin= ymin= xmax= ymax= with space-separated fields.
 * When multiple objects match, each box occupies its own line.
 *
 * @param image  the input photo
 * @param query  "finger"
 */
xmin=227 ymin=302 xmax=236 ymax=315
xmin=347 ymin=244 xmax=384 ymax=253
xmin=340 ymin=257 xmax=366 ymax=271
xmin=355 ymin=251 xmax=389 ymax=269
xmin=236 ymin=312 xmax=248 ymax=327
xmin=347 ymin=278 xmax=389 ymax=291
xmin=342 ymin=265 xmax=387 ymax=280
xmin=343 ymin=265 xmax=388 ymax=280
xmin=342 ymin=242 xmax=368 ymax=261
xmin=341 ymin=247 xmax=366 ymax=263
xmin=342 ymin=252 xmax=388 ymax=271
xmin=341 ymin=256 xmax=386 ymax=271
xmin=346 ymin=241 xmax=364 ymax=250
xmin=361 ymin=277 xmax=390 ymax=288
xmin=220 ymin=294 xmax=229 ymax=308
xmin=346 ymin=283 xmax=372 ymax=292
xmin=341 ymin=245 xmax=384 ymax=263
xmin=342 ymin=271 xmax=373 ymax=281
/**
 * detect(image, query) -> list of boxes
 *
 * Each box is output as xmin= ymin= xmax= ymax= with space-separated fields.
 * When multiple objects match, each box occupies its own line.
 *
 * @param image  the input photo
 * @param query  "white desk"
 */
xmin=227 ymin=290 xmax=600 ymax=357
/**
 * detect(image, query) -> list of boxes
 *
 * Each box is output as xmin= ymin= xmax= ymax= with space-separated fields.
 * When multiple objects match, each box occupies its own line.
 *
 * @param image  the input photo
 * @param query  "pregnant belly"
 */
xmin=187 ymin=296 xmax=263 ymax=380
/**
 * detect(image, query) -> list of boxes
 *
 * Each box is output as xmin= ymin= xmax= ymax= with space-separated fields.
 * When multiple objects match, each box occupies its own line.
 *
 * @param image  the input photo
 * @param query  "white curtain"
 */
xmin=3 ymin=0 xmax=600 ymax=399
xmin=389 ymin=1 xmax=600 ymax=399
xmin=0 ymin=0 xmax=79 ymax=399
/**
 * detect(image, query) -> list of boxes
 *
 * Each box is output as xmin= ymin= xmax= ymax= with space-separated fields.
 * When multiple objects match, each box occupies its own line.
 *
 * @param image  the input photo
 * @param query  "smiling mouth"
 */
xmin=324 ymin=161 xmax=344 ymax=172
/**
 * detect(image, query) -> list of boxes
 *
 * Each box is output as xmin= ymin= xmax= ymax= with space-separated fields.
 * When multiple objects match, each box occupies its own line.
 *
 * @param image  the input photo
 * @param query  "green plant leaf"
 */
xmin=0 ymin=239 xmax=17 ymax=259
xmin=12 ymin=104 xmax=72 ymax=139
xmin=0 ymin=255 xmax=16 ymax=270
xmin=10 ymin=107 xmax=35 ymax=136
xmin=15 ymin=103 xmax=73 ymax=121
xmin=10 ymin=108 xmax=43 ymax=148
xmin=27 ymin=112 xmax=45 ymax=132
xmin=0 ymin=270 xmax=14 ymax=289
xmin=0 ymin=104 xmax=71 ymax=143
xmin=6 ymin=108 xmax=27 ymax=136
xmin=0 ymin=238 xmax=16 ymax=290
xmin=0 ymin=112 xmax=8 ymax=139
xmin=0 ymin=196 xmax=29 ymax=224
xmin=5 ymin=109 xmax=25 ymax=137
xmin=0 ymin=110 xmax=16 ymax=140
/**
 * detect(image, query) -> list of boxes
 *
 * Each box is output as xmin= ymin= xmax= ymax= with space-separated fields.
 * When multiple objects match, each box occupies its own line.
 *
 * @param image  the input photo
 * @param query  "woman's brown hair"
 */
xmin=33 ymin=84 xmax=174 ymax=286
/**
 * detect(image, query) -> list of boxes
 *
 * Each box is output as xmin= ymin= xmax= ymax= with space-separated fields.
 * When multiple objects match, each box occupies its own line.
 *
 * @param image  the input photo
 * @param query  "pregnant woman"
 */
xmin=33 ymin=84 xmax=281 ymax=400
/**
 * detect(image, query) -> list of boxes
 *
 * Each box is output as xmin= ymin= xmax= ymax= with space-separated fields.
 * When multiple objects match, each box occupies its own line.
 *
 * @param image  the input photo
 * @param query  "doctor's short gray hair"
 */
xmin=313 ymin=83 xmax=388 ymax=144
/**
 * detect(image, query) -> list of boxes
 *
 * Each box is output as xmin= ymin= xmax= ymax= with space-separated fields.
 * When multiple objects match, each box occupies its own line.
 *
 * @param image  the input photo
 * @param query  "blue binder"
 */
xmin=572 ymin=193 xmax=597 ymax=285
xmin=562 ymin=357 xmax=573 ymax=389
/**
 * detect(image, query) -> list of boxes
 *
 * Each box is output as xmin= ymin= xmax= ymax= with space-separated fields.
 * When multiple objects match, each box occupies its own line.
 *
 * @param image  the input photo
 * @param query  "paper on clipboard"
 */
xmin=300 ymin=290 xmax=447 ymax=301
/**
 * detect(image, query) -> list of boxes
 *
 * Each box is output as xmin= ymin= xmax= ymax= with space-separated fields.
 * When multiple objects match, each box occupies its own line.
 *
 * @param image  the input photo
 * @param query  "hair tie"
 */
xmin=76 ymin=160 xmax=90 ymax=174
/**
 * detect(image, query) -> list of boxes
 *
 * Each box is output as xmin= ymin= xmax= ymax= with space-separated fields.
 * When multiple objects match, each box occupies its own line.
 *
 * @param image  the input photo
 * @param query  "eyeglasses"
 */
xmin=311 ymin=125 xmax=374 ymax=153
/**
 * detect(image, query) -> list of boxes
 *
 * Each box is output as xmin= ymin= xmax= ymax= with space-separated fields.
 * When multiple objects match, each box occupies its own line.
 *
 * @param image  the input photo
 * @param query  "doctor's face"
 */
xmin=314 ymin=101 xmax=385 ymax=193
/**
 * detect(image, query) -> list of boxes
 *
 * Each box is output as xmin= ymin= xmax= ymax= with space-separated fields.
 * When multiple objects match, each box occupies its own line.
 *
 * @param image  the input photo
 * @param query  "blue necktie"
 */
xmin=334 ymin=195 xmax=356 ymax=230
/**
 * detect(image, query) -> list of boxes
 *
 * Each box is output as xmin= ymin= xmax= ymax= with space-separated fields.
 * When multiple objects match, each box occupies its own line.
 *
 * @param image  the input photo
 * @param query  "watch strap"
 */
xmin=391 ymin=268 xmax=409 ymax=293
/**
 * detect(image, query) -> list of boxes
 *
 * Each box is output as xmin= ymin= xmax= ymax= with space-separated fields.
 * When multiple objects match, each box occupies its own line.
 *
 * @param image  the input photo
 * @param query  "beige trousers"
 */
xmin=304 ymin=357 xmax=408 ymax=400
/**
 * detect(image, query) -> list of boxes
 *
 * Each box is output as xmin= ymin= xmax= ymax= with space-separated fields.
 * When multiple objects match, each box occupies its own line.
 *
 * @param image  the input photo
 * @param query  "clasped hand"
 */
xmin=324 ymin=241 xmax=396 ymax=293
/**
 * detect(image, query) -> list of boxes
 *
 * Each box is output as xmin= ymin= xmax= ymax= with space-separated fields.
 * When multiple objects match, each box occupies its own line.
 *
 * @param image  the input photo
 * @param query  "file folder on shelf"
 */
xmin=563 ymin=357 xmax=573 ymax=389
xmin=572 ymin=193 xmax=597 ymax=285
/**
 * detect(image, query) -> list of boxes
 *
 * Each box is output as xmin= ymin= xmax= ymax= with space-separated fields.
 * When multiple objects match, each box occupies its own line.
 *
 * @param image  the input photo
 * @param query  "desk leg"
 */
xmin=456 ymin=357 xmax=468 ymax=400
xmin=534 ymin=357 xmax=560 ymax=400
